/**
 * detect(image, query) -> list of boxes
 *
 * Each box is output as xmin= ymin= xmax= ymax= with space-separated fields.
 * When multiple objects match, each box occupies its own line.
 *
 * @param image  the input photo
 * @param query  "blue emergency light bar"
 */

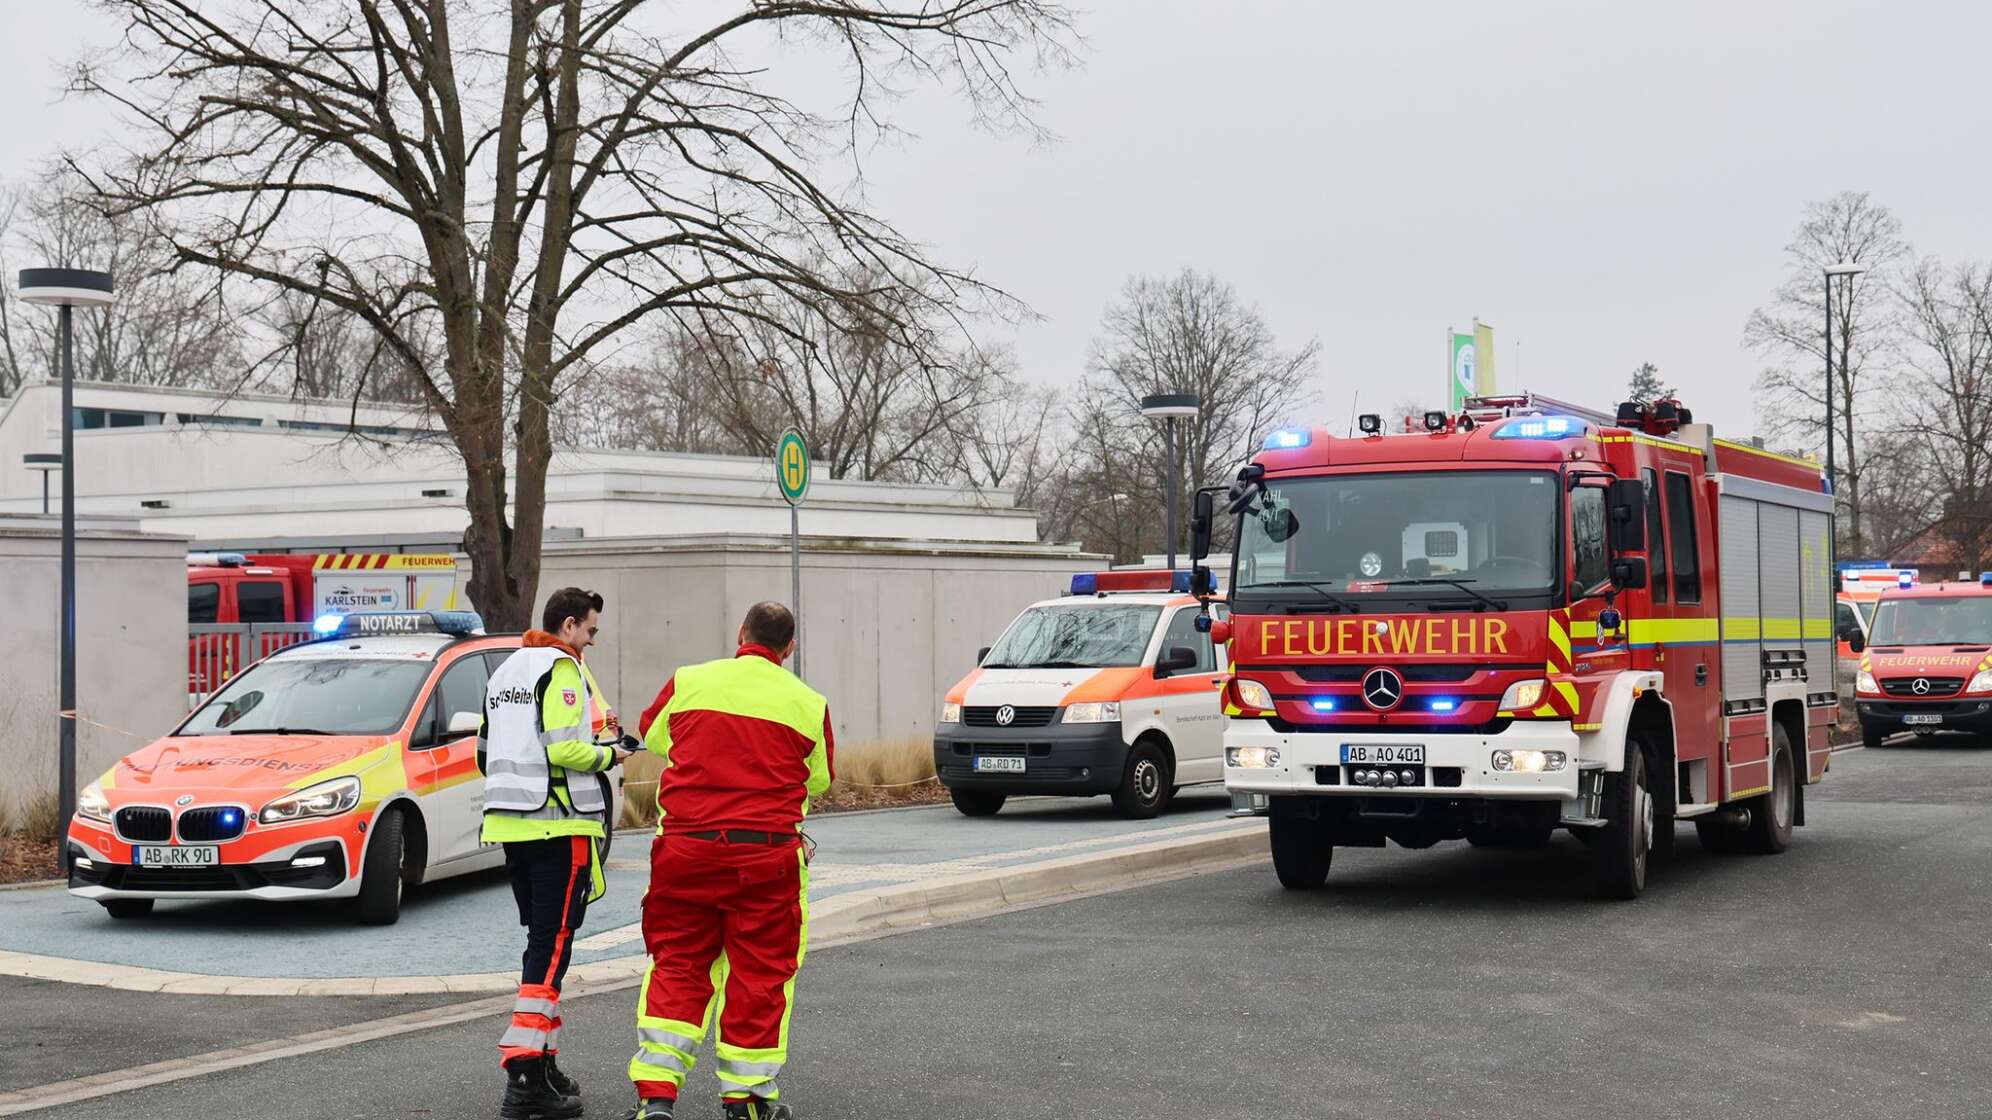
xmin=1069 ymin=570 xmax=1201 ymax=596
xmin=314 ymin=610 xmax=486 ymax=638
xmin=1492 ymin=415 xmax=1585 ymax=440
xmin=1263 ymin=428 xmax=1312 ymax=450
xmin=1980 ymin=572 xmax=1992 ymax=586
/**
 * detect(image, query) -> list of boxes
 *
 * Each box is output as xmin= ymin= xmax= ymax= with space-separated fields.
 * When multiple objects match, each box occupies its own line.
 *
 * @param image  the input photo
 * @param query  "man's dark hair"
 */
xmin=542 ymin=587 xmax=604 ymax=633
xmin=742 ymin=601 xmax=796 ymax=650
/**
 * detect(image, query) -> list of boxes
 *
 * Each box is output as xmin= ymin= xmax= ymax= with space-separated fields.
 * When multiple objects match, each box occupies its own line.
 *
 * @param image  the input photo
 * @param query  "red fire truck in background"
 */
xmin=1190 ymin=394 xmax=1838 ymax=899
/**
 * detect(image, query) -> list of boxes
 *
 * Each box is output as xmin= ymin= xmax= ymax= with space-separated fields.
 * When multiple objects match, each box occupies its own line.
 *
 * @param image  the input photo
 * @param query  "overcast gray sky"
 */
xmin=6 ymin=1 xmax=1989 ymax=439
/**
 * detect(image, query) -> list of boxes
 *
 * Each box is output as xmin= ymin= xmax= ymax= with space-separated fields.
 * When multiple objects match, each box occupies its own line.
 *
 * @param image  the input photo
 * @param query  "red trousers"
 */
xmin=627 ymin=833 xmax=809 ymax=1103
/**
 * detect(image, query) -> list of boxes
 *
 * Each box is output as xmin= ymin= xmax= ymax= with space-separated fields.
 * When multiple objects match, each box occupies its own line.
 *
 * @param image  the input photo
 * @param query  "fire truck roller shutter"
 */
xmin=1719 ymin=494 xmax=1764 ymax=708
xmin=1798 ymin=509 xmax=1835 ymax=701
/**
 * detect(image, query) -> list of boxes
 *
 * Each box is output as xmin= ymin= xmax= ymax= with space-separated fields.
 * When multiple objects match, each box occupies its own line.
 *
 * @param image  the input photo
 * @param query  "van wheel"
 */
xmin=1111 ymin=742 xmax=1172 ymax=819
xmin=101 ymin=898 xmax=154 ymax=920
xmin=1269 ymin=814 xmax=1334 ymax=889
xmin=950 ymin=789 xmax=1007 ymax=817
xmin=1862 ymin=722 xmax=1887 ymax=749
xmin=1743 ymin=728 xmax=1796 ymax=854
xmin=1592 ymin=743 xmax=1650 ymax=900
xmin=356 ymin=807 xmax=407 ymax=926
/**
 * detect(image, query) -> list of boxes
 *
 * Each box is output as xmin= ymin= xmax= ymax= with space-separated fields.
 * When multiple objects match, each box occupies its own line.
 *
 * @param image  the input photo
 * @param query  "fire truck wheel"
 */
xmin=1593 ymin=743 xmax=1650 ymax=900
xmin=356 ymin=806 xmax=407 ymax=926
xmin=950 ymin=789 xmax=1007 ymax=817
xmin=1269 ymin=813 xmax=1333 ymax=890
xmin=100 ymin=898 xmax=154 ymax=920
xmin=1742 ymin=729 xmax=1796 ymax=855
xmin=1111 ymin=741 xmax=1172 ymax=820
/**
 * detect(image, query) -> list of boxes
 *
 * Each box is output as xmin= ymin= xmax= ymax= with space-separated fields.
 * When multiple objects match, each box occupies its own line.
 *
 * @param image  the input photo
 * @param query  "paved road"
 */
xmin=9 ymin=744 xmax=1991 ymax=1118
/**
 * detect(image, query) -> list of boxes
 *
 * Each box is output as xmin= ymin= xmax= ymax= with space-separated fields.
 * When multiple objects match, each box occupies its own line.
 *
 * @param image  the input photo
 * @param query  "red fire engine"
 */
xmin=1189 ymin=394 xmax=1837 ymax=898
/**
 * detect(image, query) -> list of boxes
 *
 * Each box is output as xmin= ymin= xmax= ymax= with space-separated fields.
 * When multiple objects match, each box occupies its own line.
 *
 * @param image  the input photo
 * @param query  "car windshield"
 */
xmin=982 ymin=604 xmax=1161 ymax=669
xmin=1233 ymin=470 xmax=1559 ymax=602
xmin=1868 ymin=596 xmax=1992 ymax=647
xmin=178 ymin=657 xmax=433 ymax=737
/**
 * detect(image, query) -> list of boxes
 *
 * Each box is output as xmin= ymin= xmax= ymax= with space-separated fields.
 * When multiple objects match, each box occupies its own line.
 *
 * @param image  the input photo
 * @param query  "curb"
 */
xmin=0 ymin=821 xmax=1267 ymax=997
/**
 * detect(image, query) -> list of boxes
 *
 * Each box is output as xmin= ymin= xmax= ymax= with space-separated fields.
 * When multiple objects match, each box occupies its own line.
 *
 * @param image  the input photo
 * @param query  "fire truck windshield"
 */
xmin=1868 ymin=596 xmax=1992 ymax=646
xmin=1232 ymin=470 xmax=1559 ymax=605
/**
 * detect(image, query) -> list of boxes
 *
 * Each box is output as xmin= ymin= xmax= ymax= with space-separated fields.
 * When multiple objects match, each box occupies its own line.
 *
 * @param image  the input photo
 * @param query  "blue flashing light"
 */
xmin=1979 ymin=571 xmax=1992 ymax=585
xmin=313 ymin=613 xmax=345 ymax=635
xmin=430 ymin=611 xmax=486 ymax=636
xmin=1170 ymin=570 xmax=1194 ymax=593
xmin=1309 ymin=698 xmax=1337 ymax=712
xmin=219 ymin=808 xmax=241 ymax=827
xmin=1428 ymin=698 xmax=1458 ymax=712
xmin=1263 ymin=428 xmax=1312 ymax=450
xmin=1069 ymin=573 xmax=1099 ymax=595
xmin=1492 ymin=415 xmax=1585 ymax=440
xmin=1898 ymin=571 xmax=1915 ymax=589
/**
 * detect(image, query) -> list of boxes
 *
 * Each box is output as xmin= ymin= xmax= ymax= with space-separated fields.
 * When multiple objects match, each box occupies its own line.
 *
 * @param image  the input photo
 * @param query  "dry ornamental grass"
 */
xmin=617 ymin=734 xmax=942 ymax=828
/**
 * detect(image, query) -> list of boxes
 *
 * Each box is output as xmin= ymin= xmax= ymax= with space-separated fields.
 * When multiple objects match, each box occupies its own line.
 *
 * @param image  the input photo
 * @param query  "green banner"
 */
xmin=1449 ymin=332 xmax=1477 ymax=410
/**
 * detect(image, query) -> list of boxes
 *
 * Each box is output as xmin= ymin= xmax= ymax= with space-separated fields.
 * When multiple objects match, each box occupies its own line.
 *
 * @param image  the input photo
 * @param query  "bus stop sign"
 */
xmin=776 ymin=428 xmax=810 ymax=506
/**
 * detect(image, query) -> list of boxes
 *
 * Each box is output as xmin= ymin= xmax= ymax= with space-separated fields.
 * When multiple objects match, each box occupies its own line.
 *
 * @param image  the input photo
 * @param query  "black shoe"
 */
xmin=613 ymin=1100 xmax=675 ymax=1120
xmin=545 ymin=1055 xmax=580 ymax=1098
xmin=501 ymin=1056 xmax=584 ymax=1120
xmin=722 ymin=1100 xmax=792 ymax=1120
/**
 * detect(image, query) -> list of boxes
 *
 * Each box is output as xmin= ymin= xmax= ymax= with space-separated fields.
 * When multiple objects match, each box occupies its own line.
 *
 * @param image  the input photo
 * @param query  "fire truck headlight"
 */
xmin=1064 ymin=701 xmax=1121 ymax=724
xmin=76 ymin=781 xmax=112 ymax=824
xmin=1498 ymin=679 xmax=1546 ymax=711
xmin=259 ymin=776 xmax=363 ymax=824
xmin=1492 ymin=749 xmax=1566 ymax=773
xmin=1226 ymin=746 xmax=1281 ymax=769
xmin=1855 ymin=671 xmax=1879 ymax=695
xmin=1968 ymin=671 xmax=1992 ymax=695
xmin=1234 ymin=679 xmax=1276 ymax=712
xmin=940 ymin=701 xmax=962 ymax=724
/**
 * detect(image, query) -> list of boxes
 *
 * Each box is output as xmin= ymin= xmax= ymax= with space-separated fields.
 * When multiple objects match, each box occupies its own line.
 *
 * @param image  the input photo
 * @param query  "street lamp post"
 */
xmin=17 ymin=268 xmax=114 ymax=841
xmin=24 ymin=453 xmax=62 ymax=515
xmin=1139 ymin=392 xmax=1201 ymax=570
xmin=1823 ymin=260 xmax=1867 ymax=560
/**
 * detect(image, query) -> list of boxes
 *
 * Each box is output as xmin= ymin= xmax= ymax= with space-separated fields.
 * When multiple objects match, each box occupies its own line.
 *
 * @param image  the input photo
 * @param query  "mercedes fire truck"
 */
xmin=1188 ymin=394 xmax=1838 ymax=899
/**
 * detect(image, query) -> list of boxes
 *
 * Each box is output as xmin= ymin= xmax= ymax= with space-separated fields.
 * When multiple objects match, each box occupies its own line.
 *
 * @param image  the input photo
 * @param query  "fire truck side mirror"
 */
xmin=1190 ymin=489 xmax=1215 ymax=562
xmin=1611 ymin=556 xmax=1649 ymax=591
xmin=1607 ymin=478 xmax=1646 ymax=552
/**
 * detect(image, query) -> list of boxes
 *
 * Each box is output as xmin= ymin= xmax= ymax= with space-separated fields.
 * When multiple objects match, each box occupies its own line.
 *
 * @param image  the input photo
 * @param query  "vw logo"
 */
xmin=1360 ymin=667 xmax=1404 ymax=712
xmin=995 ymin=704 xmax=1017 ymax=726
xmin=1911 ymin=678 xmax=1931 ymax=695
xmin=175 ymin=794 xmax=194 ymax=807
xmin=1359 ymin=551 xmax=1384 ymax=578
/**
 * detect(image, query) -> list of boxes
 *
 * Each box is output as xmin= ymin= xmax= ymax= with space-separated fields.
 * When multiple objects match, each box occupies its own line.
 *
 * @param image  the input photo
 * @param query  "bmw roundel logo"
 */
xmin=1361 ymin=667 xmax=1404 ymax=712
xmin=175 ymin=794 xmax=195 ymax=807
xmin=996 ymin=704 xmax=1016 ymax=726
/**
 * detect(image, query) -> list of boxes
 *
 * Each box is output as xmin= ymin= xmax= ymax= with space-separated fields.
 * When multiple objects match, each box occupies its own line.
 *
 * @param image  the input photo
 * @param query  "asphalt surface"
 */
xmin=10 ymin=743 xmax=1991 ymax=1119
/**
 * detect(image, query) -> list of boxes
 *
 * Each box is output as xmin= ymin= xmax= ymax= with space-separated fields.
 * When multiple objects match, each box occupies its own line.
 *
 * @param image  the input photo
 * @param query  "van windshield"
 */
xmin=1868 ymin=596 xmax=1992 ymax=647
xmin=982 ymin=605 xmax=1161 ymax=669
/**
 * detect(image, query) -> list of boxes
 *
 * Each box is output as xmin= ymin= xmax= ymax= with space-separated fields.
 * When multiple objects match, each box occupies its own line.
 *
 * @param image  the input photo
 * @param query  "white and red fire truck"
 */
xmin=1189 ymin=394 xmax=1838 ymax=898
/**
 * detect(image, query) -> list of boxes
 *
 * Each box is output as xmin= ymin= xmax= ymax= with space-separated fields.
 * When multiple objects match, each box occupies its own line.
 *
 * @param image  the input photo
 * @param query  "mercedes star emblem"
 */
xmin=996 ymin=704 xmax=1017 ymax=726
xmin=1911 ymin=678 xmax=1931 ymax=695
xmin=1361 ymin=667 xmax=1404 ymax=712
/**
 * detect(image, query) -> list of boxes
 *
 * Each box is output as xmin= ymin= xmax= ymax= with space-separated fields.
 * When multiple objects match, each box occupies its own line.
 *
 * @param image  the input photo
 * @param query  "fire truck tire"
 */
xmin=1111 ymin=741 xmax=1172 ymax=820
xmin=1592 ymin=743 xmax=1650 ymax=900
xmin=100 ymin=898 xmax=154 ymax=920
xmin=950 ymin=789 xmax=1007 ymax=817
xmin=1742 ymin=729 xmax=1796 ymax=855
xmin=356 ymin=806 xmax=407 ymax=925
xmin=1269 ymin=814 xmax=1333 ymax=890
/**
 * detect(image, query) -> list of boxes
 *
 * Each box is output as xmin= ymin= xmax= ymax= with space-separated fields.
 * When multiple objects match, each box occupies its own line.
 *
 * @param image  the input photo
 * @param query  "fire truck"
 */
xmin=1853 ymin=574 xmax=1992 ymax=747
xmin=1188 ymin=394 xmax=1838 ymax=899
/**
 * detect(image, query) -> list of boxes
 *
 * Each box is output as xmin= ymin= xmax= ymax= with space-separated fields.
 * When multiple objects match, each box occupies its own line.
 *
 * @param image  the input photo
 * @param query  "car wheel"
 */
xmin=1269 ymin=813 xmax=1333 ymax=890
xmin=356 ymin=806 xmax=407 ymax=926
xmin=1111 ymin=742 xmax=1171 ymax=820
xmin=1593 ymin=742 xmax=1650 ymax=900
xmin=100 ymin=898 xmax=154 ymax=920
xmin=1743 ymin=727 xmax=1796 ymax=855
xmin=949 ymin=789 xmax=1007 ymax=817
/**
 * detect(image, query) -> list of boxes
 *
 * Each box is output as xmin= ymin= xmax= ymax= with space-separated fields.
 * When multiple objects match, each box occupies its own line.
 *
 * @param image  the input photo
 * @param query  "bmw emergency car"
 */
xmin=934 ymin=571 xmax=1228 ymax=819
xmin=66 ymin=611 xmax=622 ymax=924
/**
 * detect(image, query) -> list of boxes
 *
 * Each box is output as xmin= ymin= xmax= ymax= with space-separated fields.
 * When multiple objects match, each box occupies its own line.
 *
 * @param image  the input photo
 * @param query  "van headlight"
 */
xmin=1855 ymin=671 xmax=1879 ymax=695
xmin=1967 ymin=671 xmax=1992 ymax=694
xmin=941 ymin=701 xmax=962 ymax=724
xmin=76 ymin=781 xmax=112 ymax=824
xmin=259 ymin=776 xmax=363 ymax=824
xmin=1064 ymin=701 xmax=1120 ymax=724
xmin=1498 ymin=679 xmax=1546 ymax=711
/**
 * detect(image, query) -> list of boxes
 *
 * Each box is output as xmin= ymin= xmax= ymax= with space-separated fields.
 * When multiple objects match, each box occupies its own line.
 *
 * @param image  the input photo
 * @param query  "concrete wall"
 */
xmin=0 ymin=516 xmax=188 ymax=814
xmin=535 ymin=535 xmax=1097 ymax=747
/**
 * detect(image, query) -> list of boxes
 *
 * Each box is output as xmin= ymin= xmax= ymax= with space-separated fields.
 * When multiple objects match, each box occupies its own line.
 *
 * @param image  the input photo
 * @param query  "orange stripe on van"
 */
xmin=944 ymin=669 xmax=984 ymax=704
xmin=1059 ymin=668 xmax=1144 ymax=704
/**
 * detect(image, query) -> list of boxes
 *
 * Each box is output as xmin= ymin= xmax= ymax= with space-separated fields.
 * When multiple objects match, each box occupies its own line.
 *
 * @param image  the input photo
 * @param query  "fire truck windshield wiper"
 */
xmin=1377 ymin=578 xmax=1508 ymax=613
xmin=1260 ymin=580 xmax=1361 ymax=613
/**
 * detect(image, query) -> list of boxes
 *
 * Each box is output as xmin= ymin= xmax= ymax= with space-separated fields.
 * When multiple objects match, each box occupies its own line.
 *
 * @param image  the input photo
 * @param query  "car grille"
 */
xmin=115 ymin=806 xmax=172 ymax=843
xmin=115 ymin=866 xmax=249 ymax=892
xmin=1881 ymin=677 xmax=1964 ymax=697
xmin=176 ymin=806 xmax=247 ymax=842
xmin=962 ymin=705 xmax=1058 ymax=727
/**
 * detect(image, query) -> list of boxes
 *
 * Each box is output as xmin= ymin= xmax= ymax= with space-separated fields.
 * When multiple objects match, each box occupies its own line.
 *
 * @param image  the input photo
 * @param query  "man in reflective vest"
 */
xmin=620 ymin=601 xmax=833 ymax=1120
xmin=482 ymin=587 xmax=632 ymax=1120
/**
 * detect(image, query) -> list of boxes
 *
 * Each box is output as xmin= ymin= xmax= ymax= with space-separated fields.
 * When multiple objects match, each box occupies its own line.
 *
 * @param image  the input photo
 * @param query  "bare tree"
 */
xmin=1745 ymin=191 xmax=1908 ymax=558
xmin=1085 ymin=269 xmax=1319 ymax=558
xmin=76 ymin=0 xmax=1073 ymax=628
xmin=1038 ymin=377 xmax=1156 ymax=564
xmin=551 ymin=327 xmax=731 ymax=454
xmin=945 ymin=368 xmax=1061 ymax=511
xmin=1890 ymin=258 xmax=1992 ymax=572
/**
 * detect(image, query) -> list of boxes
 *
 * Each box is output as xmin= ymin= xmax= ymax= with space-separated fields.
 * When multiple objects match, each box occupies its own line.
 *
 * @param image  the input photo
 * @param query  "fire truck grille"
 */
xmin=114 ymin=807 xmax=172 ymax=843
xmin=1272 ymin=663 xmax=1497 ymax=684
xmin=1881 ymin=677 xmax=1964 ymax=697
xmin=962 ymin=705 xmax=1058 ymax=727
xmin=176 ymin=807 xmax=248 ymax=842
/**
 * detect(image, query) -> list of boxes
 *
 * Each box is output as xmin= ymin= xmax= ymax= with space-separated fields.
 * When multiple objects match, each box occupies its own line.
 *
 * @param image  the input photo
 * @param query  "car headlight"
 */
xmin=76 ymin=781 xmax=112 ymax=824
xmin=259 ymin=776 xmax=363 ymax=824
xmin=1498 ymin=679 xmax=1546 ymax=711
xmin=1968 ymin=670 xmax=1992 ymax=694
xmin=1233 ymin=679 xmax=1275 ymax=711
xmin=1855 ymin=670 xmax=1879 ymax=695
xmin=941 ymin=701 xmax=962 ymax=724
xmin=1064 ymin=701 xmax=1120 ymax=724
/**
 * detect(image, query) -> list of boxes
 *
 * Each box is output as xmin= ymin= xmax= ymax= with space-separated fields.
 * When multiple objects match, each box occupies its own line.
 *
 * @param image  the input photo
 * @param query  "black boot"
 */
xmin=612 ymin=1099 xmax=675 ymax=1120
xmin=545 ymin=1054 xmax=580 ymax=1097
xmin=500 ymin=1056 xmax=584 ymax=1120
xmin=722 ymin=1100 xmax=793 ymax=1120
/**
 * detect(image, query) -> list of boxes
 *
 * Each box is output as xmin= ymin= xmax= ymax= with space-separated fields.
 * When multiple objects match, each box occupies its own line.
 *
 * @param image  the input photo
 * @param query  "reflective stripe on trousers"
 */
xmin=500 ymin=984 xmax=561 ymax=1062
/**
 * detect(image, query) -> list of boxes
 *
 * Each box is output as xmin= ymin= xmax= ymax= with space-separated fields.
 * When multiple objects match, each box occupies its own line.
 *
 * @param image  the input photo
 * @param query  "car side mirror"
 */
xmin=1608 ymin=478 xmax=1646 ymax=552
xmin=447 ymin=710 xmax=483 ymax=736
xmin=1154 ymin=645 xmax=1199 ymax=678
xmin=1846 ymin=632 xmax=1866 ymax=654
xmin=1611 ymin=555 xmax=1649 ymax=590
xmin=976 ymin=646 xmax=991 ymax=666
xmin=1190 ymin=489 xmax=1214 ymax=563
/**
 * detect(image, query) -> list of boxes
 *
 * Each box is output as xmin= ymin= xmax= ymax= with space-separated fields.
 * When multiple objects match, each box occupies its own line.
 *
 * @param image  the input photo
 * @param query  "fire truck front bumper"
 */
xmin=1222 ymin=721 xmax=1584 ymax=801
